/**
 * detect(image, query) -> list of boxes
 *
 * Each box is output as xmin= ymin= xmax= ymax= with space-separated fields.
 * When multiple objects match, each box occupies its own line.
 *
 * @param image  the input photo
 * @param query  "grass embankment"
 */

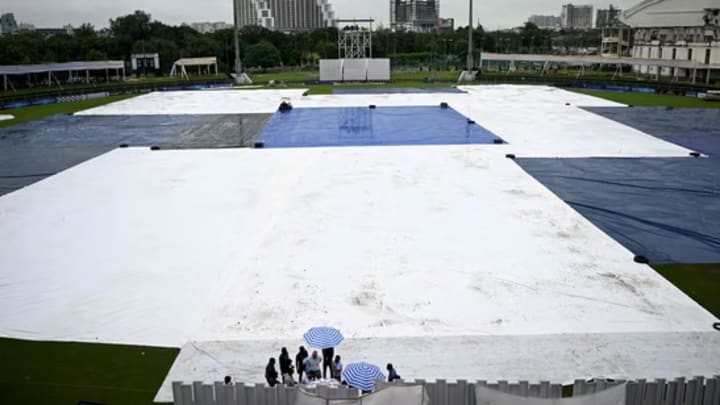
xmin=0 ymin=338 xmax=178 ymax=405
xmin=0 ymin=94 xmax=137 ymax=128
xmin=249 ymin=70 xmax=460 ymax=84
xmin=653 ymin=264 xmax=720 ymax=319
xmin=573 ymin=89 xmax=720 ymax=108
xmin=248 ymin=70 xmax=460 ymax=95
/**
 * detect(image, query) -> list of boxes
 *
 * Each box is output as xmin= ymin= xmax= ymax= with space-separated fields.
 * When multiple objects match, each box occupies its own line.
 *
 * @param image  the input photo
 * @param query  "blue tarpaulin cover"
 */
xmin=584 ymin=107 xmax=720 ymax=159
xmin=0 ymin=114 xmax=270 ymax=195
xmin=258 ymin=106 xmax=503 ymax=148
xmin=517 ymin=157 xmax=720 ymax=264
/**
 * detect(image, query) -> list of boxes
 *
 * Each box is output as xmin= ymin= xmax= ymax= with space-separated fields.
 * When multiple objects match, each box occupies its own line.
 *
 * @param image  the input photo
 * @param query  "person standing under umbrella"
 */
xmin=296 ymin=346 xmax=309 ymax=382
xmin=322 ymin=347 xmax=334 ymax=379
xmin=303 ymin=350 xmax=323 ymax=380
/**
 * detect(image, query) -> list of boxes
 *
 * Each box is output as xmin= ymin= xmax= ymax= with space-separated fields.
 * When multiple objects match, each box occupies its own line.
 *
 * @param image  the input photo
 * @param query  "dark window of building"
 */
xmin=672 ymin=48 xmax=677 ymax=59
xmin=706 ymin=49 xmax=711 ymax=65
xmin=688 ymin=49 xmax=693 ymax=61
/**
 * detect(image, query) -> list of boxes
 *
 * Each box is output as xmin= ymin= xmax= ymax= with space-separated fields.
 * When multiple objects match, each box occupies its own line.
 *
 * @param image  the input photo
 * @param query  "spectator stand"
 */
xmin=0 ymin=61 xmax=126 ymax=91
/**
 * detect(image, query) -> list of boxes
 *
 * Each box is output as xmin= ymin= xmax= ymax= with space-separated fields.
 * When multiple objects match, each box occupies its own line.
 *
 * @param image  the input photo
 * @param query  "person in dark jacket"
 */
xmin=322 ymin=347 xmax=335 ymax=379
xmin=331 ymin=355 xmax=343 ymax=381
xmin=387 ymin=363 xmax=401 ymax=382
xmin=296 ymin=346 xmax=309 ymax=382
xmin=279 ymin=347 xmax=292 ymax=376
xmin=265 ymin=358 xmax=280 ymax=387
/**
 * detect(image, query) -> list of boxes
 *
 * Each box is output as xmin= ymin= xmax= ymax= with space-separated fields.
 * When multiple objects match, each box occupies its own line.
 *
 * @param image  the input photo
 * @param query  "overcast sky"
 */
xmin=4 ymin=0 xmax=640 ymax=30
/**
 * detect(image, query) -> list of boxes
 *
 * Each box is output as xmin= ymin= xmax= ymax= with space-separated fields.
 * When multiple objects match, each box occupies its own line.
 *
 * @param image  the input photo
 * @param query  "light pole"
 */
xmin=467 ymin=0 xmax=474 ymax=71
xmin=233 ymin=0 xmax=243 ymax=75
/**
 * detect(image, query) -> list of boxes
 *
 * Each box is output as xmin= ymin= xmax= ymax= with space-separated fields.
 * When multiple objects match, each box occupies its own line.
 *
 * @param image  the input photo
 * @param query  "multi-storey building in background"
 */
xmin=235 ymin=0 xmax=335 ymax=32
xmin=390 ymin=0 xmax=440 ymax=33
xmin=0 ymin=13 xmax=19 ymax=35
xmin=596 ymin=5 xmax=622 ymax=28
xmin=561 ymin=4 xmax=594 ymax=29
xmin=437 ymin=17 xmax=454 ymax=33
xmin=528 ymin=15 xmax=562 ymax=30
xmin=189 ymin=22 xmax=234 ymax=34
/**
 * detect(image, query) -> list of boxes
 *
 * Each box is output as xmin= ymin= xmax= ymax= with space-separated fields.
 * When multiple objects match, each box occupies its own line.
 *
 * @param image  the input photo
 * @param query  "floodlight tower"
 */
xmin=233 ymin=0 xmax=242 ymax=74
xmin=467 ymin=0 xmax=474 ymax=71
xmin=232 ymin=0 xmax=253 ymax=84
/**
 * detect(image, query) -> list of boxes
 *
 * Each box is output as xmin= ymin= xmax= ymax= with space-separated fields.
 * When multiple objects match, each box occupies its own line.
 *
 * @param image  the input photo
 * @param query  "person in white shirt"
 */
xmin=302 ymin=351 xmax=323 ymax=380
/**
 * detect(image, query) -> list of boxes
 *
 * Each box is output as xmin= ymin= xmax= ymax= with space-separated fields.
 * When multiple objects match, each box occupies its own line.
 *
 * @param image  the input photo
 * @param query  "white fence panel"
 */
xmin=367 ymin=59 xmax=390 ymax=81
xmin=342 ymin=59 xmax=367 ymax=81
xmin=319 ymin=59 xmax=342 ymax=82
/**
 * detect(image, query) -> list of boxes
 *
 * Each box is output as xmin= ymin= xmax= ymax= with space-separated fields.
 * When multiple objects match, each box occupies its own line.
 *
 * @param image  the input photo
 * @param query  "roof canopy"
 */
xmin=0 ymin=61 xmax=125 ymax=76
xmin=172 ymin=57 xmax=217 ymax=67
xmin=620 ymin=0 xmax=718 ymax=28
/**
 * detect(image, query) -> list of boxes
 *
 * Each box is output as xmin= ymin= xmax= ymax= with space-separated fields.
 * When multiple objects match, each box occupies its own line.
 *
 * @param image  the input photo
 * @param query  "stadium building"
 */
xmin=621 ymin=0 xmax=720 ymax=81
xmin=234 ymin=0 xmax=335 ymax=32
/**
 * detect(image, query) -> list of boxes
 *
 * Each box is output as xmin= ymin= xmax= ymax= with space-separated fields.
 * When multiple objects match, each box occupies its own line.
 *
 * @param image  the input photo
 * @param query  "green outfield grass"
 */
xmin=248 ymin=70 xmax=459 ymax=84
xmin=0 ymin=338 xmax=178 ymax=405
xmin=573 ymin=89 xmax=720 ymax=108
xmin=0 ymin=94 xmax=137 ymax=128
xmin=653 ymin=264 xmax=720 ymax=319
xmin=300 ymin=81 xmax=456 ymax=95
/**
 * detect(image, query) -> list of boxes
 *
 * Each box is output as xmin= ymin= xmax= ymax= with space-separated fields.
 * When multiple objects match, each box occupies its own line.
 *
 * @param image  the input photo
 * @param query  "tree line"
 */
xmin=0 ymin=10 xmax=602 ymax=72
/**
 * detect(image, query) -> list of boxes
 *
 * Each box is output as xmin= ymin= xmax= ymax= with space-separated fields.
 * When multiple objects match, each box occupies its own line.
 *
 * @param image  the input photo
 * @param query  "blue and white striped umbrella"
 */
xmin=303 ymin=326 xmax=344 ymax=349
xmin=341 ymin=362 xmax=385 ymax=392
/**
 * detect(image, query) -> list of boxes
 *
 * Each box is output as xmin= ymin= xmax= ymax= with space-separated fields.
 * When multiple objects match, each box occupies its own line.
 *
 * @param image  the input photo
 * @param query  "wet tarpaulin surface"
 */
xmin=517 ymin=157 xmax=720 ymax=264
xmin=331 ymin=87 xmax=466 ymax=95
xmin=583 ymin=107 xmax=720 ymax=159
xmin=258 ymin=106 xmax=504 ymax=148
xmin=0 ymin=114 xmax=271 ymax=196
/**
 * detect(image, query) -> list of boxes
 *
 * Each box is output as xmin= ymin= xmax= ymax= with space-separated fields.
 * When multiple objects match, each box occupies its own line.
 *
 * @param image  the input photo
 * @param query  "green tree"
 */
xmin=87 ymin=49 xmax=109 ymax=61
xmin=110 ymin=10 xmax=152 ymax=58
xmin=244 ymin=41 xmax=282 ymax=68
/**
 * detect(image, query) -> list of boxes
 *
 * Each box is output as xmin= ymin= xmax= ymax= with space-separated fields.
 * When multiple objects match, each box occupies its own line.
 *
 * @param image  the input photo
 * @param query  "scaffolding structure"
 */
xmin=390 ymin=0 xmax=440 ymax=32
xmin=337 ymin=19 xmax=374 ymax=59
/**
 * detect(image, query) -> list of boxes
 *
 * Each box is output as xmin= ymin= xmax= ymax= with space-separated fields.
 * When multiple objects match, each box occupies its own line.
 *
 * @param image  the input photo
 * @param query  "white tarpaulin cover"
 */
xmin=475 ymin=384 xmax=626 ymax=405
xmin=2 ymin=146 xmax=714 ymax=348
xmin=0 ymin=114 xmax=13 ymax=121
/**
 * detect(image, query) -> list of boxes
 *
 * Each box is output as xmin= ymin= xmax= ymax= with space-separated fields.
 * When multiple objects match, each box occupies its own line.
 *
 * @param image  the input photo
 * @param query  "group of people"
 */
xmin=265 ymin=346 xmax=343 ymax=387
xmin=264 ymin=346 xmax=401 ymax=389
